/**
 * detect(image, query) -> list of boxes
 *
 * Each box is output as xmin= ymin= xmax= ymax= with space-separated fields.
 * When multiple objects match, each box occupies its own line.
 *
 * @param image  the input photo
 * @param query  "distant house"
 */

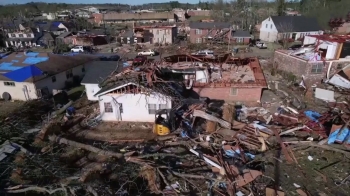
xmin=94 ymin=82 xmax=172 ymax=122
xmin=38 ymin=32 xmax=55 ymax=47
xmin=259 ymin=16 xmax=323 ymax=42
xmin=0 ymin=52 xmax=96 ymax=101
xmin=81 ymin=61 xmax=122 ymax=101
xmin=135 ymin=25 xmax=177 ymax=44
xmin=56 ymin=31 xmax=73 ymax=45
xmin=189 ymin=22 xmax=231 ymax=43
xmin=117 ymin=29 xmax=135 ymax=44
xmin=102 ymin=12 xmax=175 ymax=23
xmin=231 ymin=30 xmax=251 ymax=44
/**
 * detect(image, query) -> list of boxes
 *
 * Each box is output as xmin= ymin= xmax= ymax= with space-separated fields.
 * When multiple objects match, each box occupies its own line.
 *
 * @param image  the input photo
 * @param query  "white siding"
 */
xmin=82 ymin=83 xmax=101 ymax=101
xmin=35 ymin=65 xmax=86 ymax=95
xmin=260 ymin=17 xmax=278 ymax=42
xmin=0 ymin=81 xmax=38 ymax=101
xmin=99 ymin=93 xmax=172 ymax=122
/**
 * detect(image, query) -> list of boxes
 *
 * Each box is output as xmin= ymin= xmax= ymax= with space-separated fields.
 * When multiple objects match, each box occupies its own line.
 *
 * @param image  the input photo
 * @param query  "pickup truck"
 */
xmin=71 ymin=46 xmax=84 ymax=53
xmin=138 ymin=49 xmax=155 ymax=56
xmin=256 ymin=42 xmax=267 ymax=49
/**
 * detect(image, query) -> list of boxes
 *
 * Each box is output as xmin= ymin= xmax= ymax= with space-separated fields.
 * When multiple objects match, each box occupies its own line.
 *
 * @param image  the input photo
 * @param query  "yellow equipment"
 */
xmin=153 ymin=109 xmax=171 ymax=136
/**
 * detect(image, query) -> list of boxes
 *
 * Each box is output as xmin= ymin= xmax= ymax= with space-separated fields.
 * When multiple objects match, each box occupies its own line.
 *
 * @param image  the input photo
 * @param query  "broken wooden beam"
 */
xmin=193 ymin=110 xmax=231 ymax=129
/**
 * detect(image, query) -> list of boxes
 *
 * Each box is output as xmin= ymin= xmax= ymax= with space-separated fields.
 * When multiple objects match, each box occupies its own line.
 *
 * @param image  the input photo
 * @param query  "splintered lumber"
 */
xmin=193 ymin=110 xmax=231 ymax=129
xmin=222 ymin=103 xmax=234 ymax=123
xmin=48 ymin=135 xmax=123 ymax=159
xmin=206 ymin=121 xmax=217 ymax=133
xmin=79 ymin=163 xmax=103 ymax=182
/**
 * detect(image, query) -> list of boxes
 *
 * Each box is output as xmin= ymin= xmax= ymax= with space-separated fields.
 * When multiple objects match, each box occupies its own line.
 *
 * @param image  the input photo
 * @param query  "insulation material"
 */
xmin=328 ymin=74 xmax=350 ymax=89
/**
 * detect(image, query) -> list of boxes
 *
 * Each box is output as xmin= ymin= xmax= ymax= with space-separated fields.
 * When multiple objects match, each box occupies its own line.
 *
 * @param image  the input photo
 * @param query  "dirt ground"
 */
xmin=86 ymin=122 xmax=155 ymax=142
xmin=0 ymin=101 xmax=25 ymax=118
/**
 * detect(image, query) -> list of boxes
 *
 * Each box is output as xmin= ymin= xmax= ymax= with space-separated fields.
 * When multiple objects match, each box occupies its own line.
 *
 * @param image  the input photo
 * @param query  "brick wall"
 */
xmin=193 ymin=87 xmax=263 ymax=104
xmin=273 ymin=51 xmax=350 ymax=86
xmin=189 ymin=29 xmax=209 ymax=43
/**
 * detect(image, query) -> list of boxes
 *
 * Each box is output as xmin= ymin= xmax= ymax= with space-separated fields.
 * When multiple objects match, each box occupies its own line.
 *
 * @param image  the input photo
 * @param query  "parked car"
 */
xmin=133 ymin=55 xmax=147 ymax=64
xmin=256 ymin=42 xmax=267 ymax=49
xmin=192 ymin=50 xmax=214 ymax=56
xmin=138 ymin=49 xmax=155 ymax=56
xmin=71 ymin=46 xmax=84 ymax=53
xmin=288 ymin=44 xmax=302 ymax=50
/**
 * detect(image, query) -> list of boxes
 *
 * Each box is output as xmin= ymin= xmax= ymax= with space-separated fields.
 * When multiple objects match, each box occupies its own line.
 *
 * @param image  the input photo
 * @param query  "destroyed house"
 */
xmin=0 ymin=52 xmax=96 ymax=101
xmin=161 ymin=55 xmax=267 ymax=105
xmin=273 ymin=34 xmax=350 ymax=87
xmin=93 ymin=72 xmax=176 ymax=122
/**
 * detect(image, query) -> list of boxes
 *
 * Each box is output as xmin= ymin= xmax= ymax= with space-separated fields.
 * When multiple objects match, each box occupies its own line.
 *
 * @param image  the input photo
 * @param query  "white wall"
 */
xmin=259 ymin=17 xmax=278 ymax=42
xmin=150 ymin=27 xmax=177 ymax=44
xmin=303 ymin=36 xmax=317 ymax=45
xmin=35 ymin=64 xmax=86 ymax=95
xmin=0 ymin=81 xmax=38 ymax=101
xmin=99 ymin=92 xmax=172 ymax=122
xmin=82 ymin=83 xmax=101 ymax=101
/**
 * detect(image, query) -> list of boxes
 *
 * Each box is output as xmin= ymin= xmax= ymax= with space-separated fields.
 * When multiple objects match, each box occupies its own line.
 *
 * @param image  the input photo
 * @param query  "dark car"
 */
xmin=288 ymin=44 xmax=302 ymax=50
xmin=133 ymin=55 xmax=147 ymax=64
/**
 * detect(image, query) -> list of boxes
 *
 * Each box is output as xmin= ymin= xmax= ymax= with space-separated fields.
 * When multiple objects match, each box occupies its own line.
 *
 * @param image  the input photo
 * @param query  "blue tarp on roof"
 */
xmin=3 ymin=65 xmax=43 ymax=82
xmin=52 ymin=22 xmax=61 ymax=27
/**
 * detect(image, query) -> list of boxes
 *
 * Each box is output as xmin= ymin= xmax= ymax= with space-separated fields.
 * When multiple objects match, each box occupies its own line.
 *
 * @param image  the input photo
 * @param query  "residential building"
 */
xmin=231 ymin=30 xmax=251 ymax=44
xmin=38 ymin=32 xmax=55 ymax=47
xmin=162 ymin=55 xmax=267 ymax=105
xmin=135 ymin=24 xmax=178 ymax=44
xmin=79 ymin=6 xmax=100 ymax=14
xmin=81 ymin=61 xmax=124 ymax=101
xmin=102 ymin=12 xmax=175 ymax=23
xmin=94 ymin=82 xmax=172 ymax=122
xmin=0 ymin=52 xmax=97 ymax=101
xmin=259 ymin=16 xmax=323 ymax=42
xmin=273 ymin=34 xmax=350 ymax=88
xmin=5 ymin=28 xmax=36 ymax=47
xmin=55 ymin=32 xmax=73 ymax=45
xmin=71 ymin=35 xmax=108 ymax=46
xmin=189 ymin=22 xmax=232 ymax=44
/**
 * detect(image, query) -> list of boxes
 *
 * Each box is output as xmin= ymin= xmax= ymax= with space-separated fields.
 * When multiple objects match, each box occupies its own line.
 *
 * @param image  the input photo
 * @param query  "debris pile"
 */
xmin=1 ymin=56 xmax=350 ymax=196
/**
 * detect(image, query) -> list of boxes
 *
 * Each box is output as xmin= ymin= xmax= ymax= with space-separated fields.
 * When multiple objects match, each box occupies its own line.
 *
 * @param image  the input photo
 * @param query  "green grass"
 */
xmin=67 ymin=85 xmax=85 ymax=101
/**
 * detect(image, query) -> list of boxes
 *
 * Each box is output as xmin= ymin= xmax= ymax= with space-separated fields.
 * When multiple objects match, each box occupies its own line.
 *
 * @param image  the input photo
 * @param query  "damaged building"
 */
xmin=162 ymin=54 xmax=267 ymax=105
xmin=273 ymin=34 xmax=350 ymax=87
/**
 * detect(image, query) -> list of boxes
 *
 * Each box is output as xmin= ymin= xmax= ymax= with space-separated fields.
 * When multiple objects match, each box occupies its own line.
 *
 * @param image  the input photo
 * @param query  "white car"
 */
xmin=71 ymin=46 xmax=84 ymax=53
xmin=138 ymin=49 xmax=155 ymax=56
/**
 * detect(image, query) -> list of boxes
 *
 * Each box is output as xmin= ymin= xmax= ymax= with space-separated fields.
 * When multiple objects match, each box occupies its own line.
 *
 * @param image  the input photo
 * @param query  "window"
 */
xmin=119 ymin=103 xmax=123 ymax=113
xmin=104 ymin=102 xmax=113 ymax=113
xmin=270 ymin=24 xmax=272 ymax=29
xmin=82 ymin=66 xmax=85 ymax=73
xmin=26 ymin=34 xmax=32 ymax=38
xmin=268 ymin=18 xmax=270 ymax=21
xmin=11 ymin=34 xmax=15 ymax=37
xmin=230 ymin=88 xmax=238 ymax=96
xmin=196 ymin=38 xmax=202 ymax=43
xmin=148 ymin=104 xmax=157 ymax=114
xmin=195 ymin=29 xmax=202 ymax=35
xmin=18 ymin=34 xmax=23 ymax=37
xmin=156 ymin=30 xmax=159 ymax=35
xmin=159 ymin=104 xmax=167 ymax=110
xmin=237 ymin=38 xmax=243 ymax=43
xmin=66 ymin=69 xmax=73 ymax=79
xmin=167 ymin=29 xmax=170 ymax=35
xmin=51 ymin=76 xmax=56 ymax=82
xmin=311 ymin=63 xmax=323 ymax=74
xmin=4 ymin=82 xmax=15 ymax=86
xmin=265 ymin=24 xmax=268 ymax=28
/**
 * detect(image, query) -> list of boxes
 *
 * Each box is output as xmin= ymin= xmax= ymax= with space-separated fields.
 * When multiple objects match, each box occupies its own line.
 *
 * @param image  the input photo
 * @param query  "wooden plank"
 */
xmin=193 ymin=110 xmax=231 ymax=129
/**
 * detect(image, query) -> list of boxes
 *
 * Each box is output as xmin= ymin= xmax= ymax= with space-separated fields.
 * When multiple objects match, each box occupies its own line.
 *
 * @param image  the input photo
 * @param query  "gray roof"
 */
xmin=232 ymin=30 xmax=251 ymax=38
xmin=271 ymin=16 xmax=322 ymax=32
xmin=189 ymin=22 xmax=231 ymax=29
xmin=57 ymin=31 xmax=72 ymax=38
xmin=81 ymin=61 xmax=123 ymax=84
xmin=122 ymin=29 xmax=134 ymax=37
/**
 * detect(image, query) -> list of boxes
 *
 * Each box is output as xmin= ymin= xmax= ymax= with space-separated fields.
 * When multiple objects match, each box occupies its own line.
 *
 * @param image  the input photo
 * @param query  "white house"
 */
xmin=94 ymin=82 xmax=172 ymax=122
xmin=259 ymin=16 xmax=324 ymax=42
xmin=81 ymin=61 xmax=122 ymax=101
xmin=0 ymin=52 xmax=96 ymax=101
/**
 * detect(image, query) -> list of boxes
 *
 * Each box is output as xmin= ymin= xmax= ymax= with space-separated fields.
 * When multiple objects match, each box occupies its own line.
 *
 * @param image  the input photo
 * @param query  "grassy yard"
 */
xmin=67 ymin=85 xmax=86 ymax=101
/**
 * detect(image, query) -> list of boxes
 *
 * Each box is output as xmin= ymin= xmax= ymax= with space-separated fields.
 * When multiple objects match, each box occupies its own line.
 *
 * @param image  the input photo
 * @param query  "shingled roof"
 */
xmin=189 ymin=22 xmax=231 ymax=29
xmin=271 ymin=16 xmax=322 ymax=32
